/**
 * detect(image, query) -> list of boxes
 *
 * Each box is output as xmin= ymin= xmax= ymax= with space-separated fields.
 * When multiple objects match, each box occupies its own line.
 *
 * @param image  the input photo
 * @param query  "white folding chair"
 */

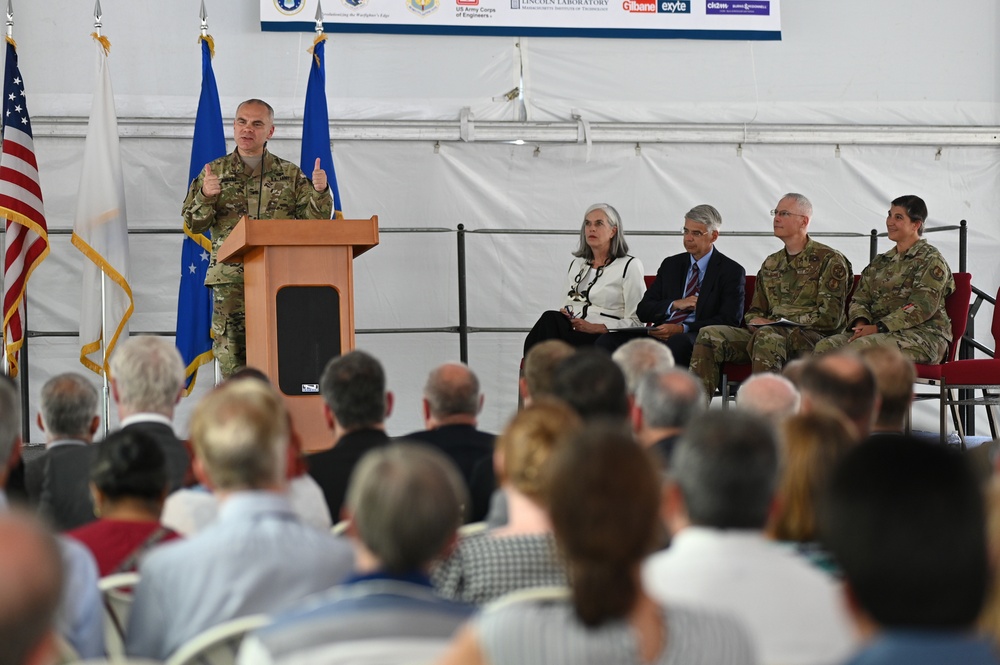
xmin=98 ymin=572 xmax=141 ymax=660
xmin=164 ymin=614 xmax=270 ymax=665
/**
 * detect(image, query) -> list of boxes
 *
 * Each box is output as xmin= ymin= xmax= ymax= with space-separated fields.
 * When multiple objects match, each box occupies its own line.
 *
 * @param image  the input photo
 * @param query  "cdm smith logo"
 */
xmin=622 ymin=0 xmax=689 ymax=11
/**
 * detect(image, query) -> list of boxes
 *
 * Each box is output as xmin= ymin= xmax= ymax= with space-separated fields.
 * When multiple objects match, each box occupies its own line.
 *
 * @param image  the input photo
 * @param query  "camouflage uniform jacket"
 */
xmin=183 ymin=149 xmax=333 ymax=286
xmin=847 ymin=239 xmax=954 ymax=340
xmin=746 ymin=237 xmax=853 ymax=334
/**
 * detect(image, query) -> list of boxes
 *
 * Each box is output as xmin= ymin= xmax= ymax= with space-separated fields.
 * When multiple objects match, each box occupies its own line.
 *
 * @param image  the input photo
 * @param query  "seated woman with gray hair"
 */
xmin=523 ymin=203 xmax=645 ymax=355
xmin=431 ymin=399 xmax=580 ymax=605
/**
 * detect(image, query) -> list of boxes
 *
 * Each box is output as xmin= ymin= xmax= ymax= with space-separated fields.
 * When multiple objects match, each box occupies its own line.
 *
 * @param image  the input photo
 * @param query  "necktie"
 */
xmin=667 ymin=263 xmax=700 ymax=325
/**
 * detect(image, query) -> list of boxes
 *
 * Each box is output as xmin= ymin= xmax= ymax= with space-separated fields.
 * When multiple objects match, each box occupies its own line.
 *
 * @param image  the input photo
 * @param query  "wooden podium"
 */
xmin=218 ymin=216 xmax=379 ymax=450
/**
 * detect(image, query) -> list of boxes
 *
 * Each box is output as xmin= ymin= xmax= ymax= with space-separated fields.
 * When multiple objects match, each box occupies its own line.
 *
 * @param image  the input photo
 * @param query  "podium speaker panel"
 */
xmin=276 ymin=286 xmax=341 ymax=396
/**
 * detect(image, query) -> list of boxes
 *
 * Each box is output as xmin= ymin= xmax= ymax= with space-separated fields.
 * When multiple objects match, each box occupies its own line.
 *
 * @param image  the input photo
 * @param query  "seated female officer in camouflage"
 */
xmin=814 ymin=195 xmax=954 ymax=363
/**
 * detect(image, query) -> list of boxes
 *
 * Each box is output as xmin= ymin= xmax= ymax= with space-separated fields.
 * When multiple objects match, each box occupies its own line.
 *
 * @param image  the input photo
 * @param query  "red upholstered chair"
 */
xmin=644 ymin=275 xmax=655 ymax=289
xmin=910 ymin=273 xmax=981 ymax=444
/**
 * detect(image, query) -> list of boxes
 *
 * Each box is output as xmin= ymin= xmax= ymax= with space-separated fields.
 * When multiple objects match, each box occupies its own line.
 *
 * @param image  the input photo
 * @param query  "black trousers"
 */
xmin=594 ymin=328 xmax=698 ymax=368
xmin=524 ymin=310 xmax=604 ymax=356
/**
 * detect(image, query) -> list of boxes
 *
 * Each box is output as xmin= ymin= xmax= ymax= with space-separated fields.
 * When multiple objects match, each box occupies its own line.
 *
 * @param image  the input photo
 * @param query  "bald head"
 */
xmin=0 ymin=512 xmax=63 ymax=665
xmin=737 ymin=373 xmax=801 ymax=426
xmin=424 ymin=363 xmax=482 ymax=426
xmin=800 ymin=352 xmax=877 ymax=440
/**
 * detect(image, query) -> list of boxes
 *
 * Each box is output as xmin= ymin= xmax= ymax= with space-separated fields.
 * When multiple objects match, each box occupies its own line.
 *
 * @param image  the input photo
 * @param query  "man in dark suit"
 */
xmin=401 ymin=363 xmax=494 ymax=505
xmin=109 ymin=336 xmax=190 ymax=491
xmin=307 ymin=351 xmax=392 ymax=522
xmin=25 ymin=373 xmax=101 ymax=531
xmin=597 ymin=204 xmax=746 ymax=367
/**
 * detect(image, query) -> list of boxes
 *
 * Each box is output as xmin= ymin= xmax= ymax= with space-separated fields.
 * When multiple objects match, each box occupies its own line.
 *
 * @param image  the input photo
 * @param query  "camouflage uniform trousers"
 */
xmin=814 ymin=329 xmax=948 ymax=364
xmin=211 ymin=282 xmax=246 ymax=379
xmin=690 ymin=324 xmax=826 ymax=398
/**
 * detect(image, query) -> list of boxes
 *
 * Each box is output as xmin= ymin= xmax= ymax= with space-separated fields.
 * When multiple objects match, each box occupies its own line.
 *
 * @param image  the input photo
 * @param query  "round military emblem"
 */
xmin=406 ymin=0 xmax=440 ymax=16
xmin=274 ymin=0 xmax=306 ymax=15
xmin=342 ymin=0 xmax=370 ymax=9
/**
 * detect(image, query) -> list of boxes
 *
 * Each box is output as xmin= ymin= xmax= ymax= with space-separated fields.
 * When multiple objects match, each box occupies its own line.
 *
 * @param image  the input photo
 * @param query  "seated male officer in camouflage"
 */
xmin=813 ymin=194 xmax=954 ymax=363
xmin=182 ymin=99 xmax=333 ymax=377
xmin=689 ymin=193 xmax=852 ymax=399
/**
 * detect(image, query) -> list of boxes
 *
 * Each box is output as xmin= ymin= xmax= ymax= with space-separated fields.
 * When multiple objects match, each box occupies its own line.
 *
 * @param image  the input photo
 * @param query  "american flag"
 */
xmin=0 ymin=37 xmax=49 ymax=378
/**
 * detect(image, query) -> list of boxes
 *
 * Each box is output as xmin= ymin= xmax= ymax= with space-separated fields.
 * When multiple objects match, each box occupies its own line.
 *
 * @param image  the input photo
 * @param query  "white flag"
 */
xmin=71 ymin=36 xmax=132 ymax=377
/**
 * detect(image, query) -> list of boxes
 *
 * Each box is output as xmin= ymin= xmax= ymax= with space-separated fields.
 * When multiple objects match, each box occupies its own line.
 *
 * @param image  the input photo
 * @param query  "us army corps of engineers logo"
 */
xmin=407 ymin=0 xmax=440 ymax=16
xmin=274 ymin=0 xmax=306 ymax=14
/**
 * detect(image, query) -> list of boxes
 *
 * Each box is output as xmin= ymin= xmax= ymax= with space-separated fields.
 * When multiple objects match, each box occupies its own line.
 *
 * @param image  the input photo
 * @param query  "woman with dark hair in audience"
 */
xmin=523 ymin=203 xmax=645 ymax=355
xmin=67 ymin=429 xmax=179 ymax=576
xmin=814 ymin=194 xmax=955 ymax=362
xmin=438 ymin=426 xmax=755 ymax=665
xmin=768 ymin=409 xmax=855 ymax=576
xmin=432 ymin=399 xmax=579 ymax=605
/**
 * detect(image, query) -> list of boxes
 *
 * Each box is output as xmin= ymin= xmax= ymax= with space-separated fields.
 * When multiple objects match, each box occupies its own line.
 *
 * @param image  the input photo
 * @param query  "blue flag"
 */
xmin=300 ymin=35 xmax=342 ymax=218
xmin=175 ymin=36 xmax=226 ymax=393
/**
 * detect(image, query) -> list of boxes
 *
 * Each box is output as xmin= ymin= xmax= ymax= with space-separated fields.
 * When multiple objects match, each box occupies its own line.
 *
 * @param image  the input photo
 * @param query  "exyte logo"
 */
xmin=623 ymin=0 xmax=656 ymax=12
xmin=658 ymin=0 xmax=689 ymax=12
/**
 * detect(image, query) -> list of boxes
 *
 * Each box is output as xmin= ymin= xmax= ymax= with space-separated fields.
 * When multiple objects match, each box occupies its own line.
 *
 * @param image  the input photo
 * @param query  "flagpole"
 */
xmin=199 ymin=0 xmax=222 ymax=388
xmin=93 ymin=0 xmax=110 ymax=437
xmin=1 ymin=0 xmax=11 ymax=378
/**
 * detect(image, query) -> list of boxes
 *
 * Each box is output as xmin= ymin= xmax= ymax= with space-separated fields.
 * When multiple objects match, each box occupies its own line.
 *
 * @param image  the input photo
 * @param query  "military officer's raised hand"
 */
xmin=312 ymin=158 xmax=328 ymax=192
xmin=201 ymin=164 xmax=221 ymax=197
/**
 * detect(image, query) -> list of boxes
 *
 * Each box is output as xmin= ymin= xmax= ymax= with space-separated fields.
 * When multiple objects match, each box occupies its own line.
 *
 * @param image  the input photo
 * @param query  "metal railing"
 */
xmin=12 ymin=220 xmax=978 ymax=440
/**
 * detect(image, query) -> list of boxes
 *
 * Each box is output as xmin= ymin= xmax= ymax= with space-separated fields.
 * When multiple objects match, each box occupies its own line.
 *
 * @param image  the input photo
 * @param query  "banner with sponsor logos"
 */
xmin=261 ymin=0 xmax=780 ymax=40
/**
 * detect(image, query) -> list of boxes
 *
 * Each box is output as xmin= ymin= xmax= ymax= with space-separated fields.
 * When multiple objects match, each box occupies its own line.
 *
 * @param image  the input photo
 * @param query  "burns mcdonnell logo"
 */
xmin=273 ymin=0 xmax=306 ymax=15
xmin=407 ymin=0 xmax=441 ymax=15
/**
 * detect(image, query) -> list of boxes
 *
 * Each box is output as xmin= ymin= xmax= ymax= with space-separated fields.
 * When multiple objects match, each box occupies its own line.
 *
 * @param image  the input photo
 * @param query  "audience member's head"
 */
xmin=90 ymin=429 xmax=169 ymax=517
xmin=520 ymin=340 xmax=574 ymax=406
xmin=345 ymin=443 xmax=467 ymax=574
xmin=768 ymin=409 xmax=855 ymax=543
xmin=670 ymin=410 xmax=779 ymax=533
xmin=548 ymin=424 xmax=660 ymax=627
xmin=612 ymin=338 xmax=675 ymax=395
xmin=109 ymin=335 xmax=185 ymax=418
xmin=496 ymin=398 xmax=581 ymax=503
xmin=858 ymin=346 xmax=915 ymax=433
xmin=0 ymin=375 xmax=19 ymax=487
xmin=320 ymin=351 xmax=391 ymax=433
xmin=736 ymin=372 xmax=801 ymax=426
xmin=190 ymin=379 xmax=288 ymax=492
xmin=821 ymin=435 xmax=987 ymax=632
xmin=0 ymin=511 xmax=63 ymax=665
xmin=781 ymin=358 xmax=808 ymax=387
xmin=632 ymin=369 xmax=705 ymax=448
xmin=37 ymin=373 xmax=99 ymax=443
xmin=423 ymin=363 xmax=482 ymax=426
xmin=799 ymin=352 xmax=877 ymax=440
xmin=551 ymin=349 xmax=630 ymax=423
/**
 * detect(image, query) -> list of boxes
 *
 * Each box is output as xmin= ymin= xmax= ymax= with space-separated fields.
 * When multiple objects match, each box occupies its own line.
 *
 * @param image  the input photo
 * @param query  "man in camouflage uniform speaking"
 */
xmin=183 ymin=99 xmax=333 ymax=377
xmin=689 ymin=193 xmax=852 ymax=398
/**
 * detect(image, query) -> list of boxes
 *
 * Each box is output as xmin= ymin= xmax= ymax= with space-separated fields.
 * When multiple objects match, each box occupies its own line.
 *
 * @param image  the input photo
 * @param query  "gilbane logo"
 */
xmin=623 ymin=0 xmax=656 ymax=12
xmin=658 ymin=0 xmax=689 ymax=12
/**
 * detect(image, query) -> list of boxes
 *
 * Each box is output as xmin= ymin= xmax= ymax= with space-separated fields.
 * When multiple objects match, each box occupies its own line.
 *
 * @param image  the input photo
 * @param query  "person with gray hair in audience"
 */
xmin=632 ymin=368 xmax=706 ymax=462
xmin=0 ymin=375 xmax=103 ymax=659
xmin=238 ymin=444 xmax=475 ymax=665
xmin=643 ymin=410 xmax=855 ymax=665
xmin=25 ymin=372 xmax=100 ymax=531
xmin=403 ymin=362 xmax=495 ymax=504
xmin=736 ymin=372 xmax=801 ymax=426
xmin=597 ymin=203 xmax=746 ymax=367
xmin=0 ymin=511 xmax=65 ymax=665
xmin=798 ymin=351 xmax=879 ymax=441
xmin=109 ymin=335 xmax=190 ymax=490
xmin=126 ymin=379 xmax=354 ymax=661
xmin=308 ymin=350 xmax=393 ymax=522
xmin=612 ymin=337 xmax=675 ymax=396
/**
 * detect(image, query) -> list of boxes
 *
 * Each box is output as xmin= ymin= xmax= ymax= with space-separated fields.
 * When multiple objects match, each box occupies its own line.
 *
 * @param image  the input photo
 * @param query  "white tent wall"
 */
xmin=8 ymin=0 xmax=1000 ymax=443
